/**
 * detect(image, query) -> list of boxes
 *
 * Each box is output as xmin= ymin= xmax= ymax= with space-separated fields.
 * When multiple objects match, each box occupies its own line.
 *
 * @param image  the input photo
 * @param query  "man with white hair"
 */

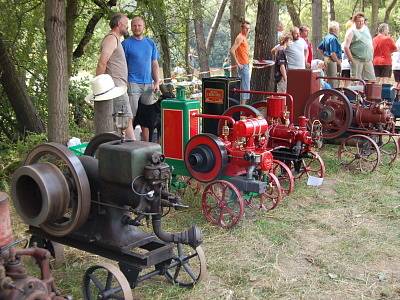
xmin=318 ymin=21 xmax=342 ymax=88
xmin=344 ymin=12 xmax=375 ymax=81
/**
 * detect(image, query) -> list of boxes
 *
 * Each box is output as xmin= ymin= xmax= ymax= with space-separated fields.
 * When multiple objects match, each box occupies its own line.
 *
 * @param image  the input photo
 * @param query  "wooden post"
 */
xmin=94 ymin=100 xmax=114 ymax=134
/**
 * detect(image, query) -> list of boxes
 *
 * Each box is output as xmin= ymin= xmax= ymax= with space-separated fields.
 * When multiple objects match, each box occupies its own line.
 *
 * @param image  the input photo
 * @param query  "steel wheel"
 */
xmin=304 ymin=89 xmax=352 ymax=139
xmin=84 ymin=132 xmax=120 ymax=157
xmin=83 ymin=262 xmax=133 ymax=300
xmin=338 ymin=134 xmax=381 ymax=173
xmin=165 ymin=244 xmax=207 ymax=287
xmin=201 ymin=180 xmax=244 ymax=228
xmin=372 ymin=134 xmax=399 ymax=165
xmin=290 ymin=151 xmax=326 ymax=181
xmin=272 ymin=160 xmax=295 ymax=195
xmin=23 ymin=143 xmax=91 ymax=237
xmin=247 ymin=173 xmax=283 ymax=211
xmin=217 ymin=104 xmax=262 ymax=136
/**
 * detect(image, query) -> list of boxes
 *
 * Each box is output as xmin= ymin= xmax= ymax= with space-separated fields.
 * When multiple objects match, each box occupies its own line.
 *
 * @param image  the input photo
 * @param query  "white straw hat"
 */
xmin=85 ymin=74 xmax=127 ymax=102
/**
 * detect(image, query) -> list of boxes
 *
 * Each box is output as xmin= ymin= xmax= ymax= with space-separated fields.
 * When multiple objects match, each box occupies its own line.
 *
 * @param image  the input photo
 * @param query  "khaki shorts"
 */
xmin=350 ymin=58 xmax=376 ymax=81
xmin=128 ymin=83 xmax=156 ymax=117
xmin=276 ymin=78 xmax=287 ymax=93
xmin=112 ymin=78 xmax=132 ymax=117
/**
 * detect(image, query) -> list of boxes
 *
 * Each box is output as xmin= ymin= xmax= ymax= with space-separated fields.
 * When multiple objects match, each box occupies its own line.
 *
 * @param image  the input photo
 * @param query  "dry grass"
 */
xmin=9 ymin=144 xmax=400 ymax=299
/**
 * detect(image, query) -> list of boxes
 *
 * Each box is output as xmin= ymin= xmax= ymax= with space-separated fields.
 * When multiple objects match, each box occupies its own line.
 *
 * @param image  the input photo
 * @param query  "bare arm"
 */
xmin=152 ymin=60 xmax=160 ymax=92
xmin=280 ymin=64 xmax=287 ymax=81
xmin=230 ymin=34 xmax=244 ymax=69
xmin=96 ymin=35 xmax=117 ymax=75
xmin=343 ymin=29 xmax=354 ymax=63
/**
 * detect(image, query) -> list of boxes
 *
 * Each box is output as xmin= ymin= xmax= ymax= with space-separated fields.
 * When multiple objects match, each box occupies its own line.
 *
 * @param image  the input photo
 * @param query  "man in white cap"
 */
xmin=96 ymin=13 xmax=134 ymax=139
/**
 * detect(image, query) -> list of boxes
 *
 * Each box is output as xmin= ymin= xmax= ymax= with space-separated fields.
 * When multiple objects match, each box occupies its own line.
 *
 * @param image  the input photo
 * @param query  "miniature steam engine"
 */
xmin=162 ymin=87 xmax=283 ymax=229
xmin=304 ymin=77 xmax=400 ymax=172
xmin=0 ymin=192 xmax=67 ymax=300
xmin=11 ymin=138 xmax=206 ymax=299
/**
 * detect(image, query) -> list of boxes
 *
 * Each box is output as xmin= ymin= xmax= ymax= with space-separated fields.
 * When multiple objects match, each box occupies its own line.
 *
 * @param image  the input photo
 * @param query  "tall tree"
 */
xmin=0 ymin=36 xmax=45 ymax=136
xmin=45 ymin=0 xmax=69 ymax=143
xmin=384 ymin=0 xmax=397 ymax=23
xmin=327 ymin=0 xmax=336 ymax=21
xmin=250 ymin=0 xmax=278 ymax=97
xmin=193 ymin=0 xmax=210 ymax=78
xmin=206 ymin=0 xmax=229 ymax=52
xmin=371 ymin=0 xmax=379 ymax=35
xmin=230 ymin=0 xmax=245 ymax=76
xmin=312 ymin=0 xmax=323 ymax=59
xmin=286 ymin=0 xmax=301 ymax=27
xmin=66 ymin=0 xmax=78 ymax=76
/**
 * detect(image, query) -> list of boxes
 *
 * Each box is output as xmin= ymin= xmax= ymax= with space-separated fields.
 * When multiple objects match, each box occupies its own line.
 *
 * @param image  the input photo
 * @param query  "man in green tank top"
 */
xmin=343 ymin=12 xmax=375 ymax=81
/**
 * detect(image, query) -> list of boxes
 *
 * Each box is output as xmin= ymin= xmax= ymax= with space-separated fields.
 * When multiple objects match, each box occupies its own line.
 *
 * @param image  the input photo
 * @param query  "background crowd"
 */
xmin=271 ymin=12 xmax=400 ymax=92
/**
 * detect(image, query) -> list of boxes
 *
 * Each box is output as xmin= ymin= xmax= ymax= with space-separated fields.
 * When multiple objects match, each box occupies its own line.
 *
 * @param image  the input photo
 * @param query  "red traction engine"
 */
xmin=304 ymin=77 xmax=400 ymax=173
xmin=219 ymin=90 xmax=325 ymax=186
xmin=0 ymin=192 xmax=67 ymax=300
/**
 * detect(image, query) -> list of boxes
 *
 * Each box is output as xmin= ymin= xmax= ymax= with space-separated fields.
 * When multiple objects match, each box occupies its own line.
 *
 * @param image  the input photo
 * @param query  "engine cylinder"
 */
xmin=0 ymin=192 xmax=13 ymax=248
xmin=11 ymin=162 xmax=70 ymax=227
xmin=267 ymin=96 xmax=286 ymax=119
xmin=233 ymin=117 xmax=268 ymax=137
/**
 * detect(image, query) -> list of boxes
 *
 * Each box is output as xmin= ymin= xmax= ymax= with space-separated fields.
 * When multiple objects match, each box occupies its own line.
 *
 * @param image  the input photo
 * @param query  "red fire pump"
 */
xmin=217 ymin=90 xmax=325 ymax=184
xmin=0 ymin=192 xmax=67 ymax=300
xmin=304 ymin=77 xmax=400 ymax=173
xmin=184 ymin=111 xmax=283 ymax=228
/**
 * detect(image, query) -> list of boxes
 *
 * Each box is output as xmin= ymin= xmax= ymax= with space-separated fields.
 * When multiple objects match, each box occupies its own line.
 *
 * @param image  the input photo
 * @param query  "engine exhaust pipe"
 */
xmin=152 ymin=214 xmax=202 ymax=248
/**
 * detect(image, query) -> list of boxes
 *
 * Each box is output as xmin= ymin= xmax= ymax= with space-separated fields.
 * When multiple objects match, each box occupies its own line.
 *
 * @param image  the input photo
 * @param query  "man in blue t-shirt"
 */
xmin=122 ymin=15 xmax=160 ymax=141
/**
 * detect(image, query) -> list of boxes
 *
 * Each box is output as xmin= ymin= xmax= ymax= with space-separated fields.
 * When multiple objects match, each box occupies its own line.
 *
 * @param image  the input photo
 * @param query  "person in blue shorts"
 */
xmin=122 ymin=15 xmax=160 ymax=141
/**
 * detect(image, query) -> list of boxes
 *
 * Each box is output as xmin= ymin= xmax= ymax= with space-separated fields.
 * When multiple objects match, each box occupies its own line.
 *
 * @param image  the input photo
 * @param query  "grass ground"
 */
xmin=8 ymin=143 xmax=400 ymax=299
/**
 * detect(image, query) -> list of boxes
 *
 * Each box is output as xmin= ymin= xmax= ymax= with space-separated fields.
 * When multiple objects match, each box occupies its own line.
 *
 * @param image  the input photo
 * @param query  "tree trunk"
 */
xmin=66 ymin=0 xmax=78 ymax=76
xmin=45 ymin=0 xmax=69 ymax=144
xmin=312 ymin=0 xmax=323 ymax=59
xmin=230 ymin=0 xmax=245 ymax=76
xmin=185 ymin=20 xmax=191 ymax=77
xmin=206 ymin=0 xmax=229 ymax=52
xmin=250 ymin=0 xmax=278 ymax=98
xmin=286 ymin=0 xmax=301 ymax=27
xmin=384 ymin=0 xmax=397 ymax=23
xmin=0 ymin=36 xmax=45 ymax=135
xmin=193 ymin=0 xmax=210 ymax=78
xmin=327 ymin=0 xmax=335 ymax=21
xmin=370 ymin=0 xmax=379 ymax=35
xmin=94 ymin=101 xmax=114 ymax=134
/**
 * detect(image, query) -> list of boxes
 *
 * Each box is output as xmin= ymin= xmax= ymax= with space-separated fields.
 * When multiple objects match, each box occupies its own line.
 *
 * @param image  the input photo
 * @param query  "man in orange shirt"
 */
xmin=373 ymin=23 xmax=397 ymax=84
xmin=230 ymin=20 xmax=251 ymax=104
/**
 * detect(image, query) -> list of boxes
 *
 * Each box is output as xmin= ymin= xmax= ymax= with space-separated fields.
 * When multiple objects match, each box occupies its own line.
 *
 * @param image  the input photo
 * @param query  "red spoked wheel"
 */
xmin=335 ymin=87 xmax=361 ymax=103
xmin=338 ymin=134 xmax=381 ymax=173
xmin=371 ymin=134 xmax=399 ymax=165
xmin=290 ymin=151 xmax=326 ymax=181
xmin=201 ymin=180 xmax=244 ymax=228
xmin=247 ymin=173 xmax=283 ymax=211
xmin=217 ymin=104 xmax=262 ymax=136
xmin=272 ymin=160 xmax=295 ymax=195
xmin=304 ymin=89 xmax=352 ymax=139
xmin=185 ymin=134 xmax=228 ymax=183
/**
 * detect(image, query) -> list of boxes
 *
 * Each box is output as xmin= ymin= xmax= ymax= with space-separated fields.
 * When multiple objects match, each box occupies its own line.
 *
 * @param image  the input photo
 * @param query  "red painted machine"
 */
xmin=183 ymin=112 xmax=283 ymax=228
xmin=304 ymin=76 xmax=400 ymax=173
xmin=216 ymin=90 xmax=325 ymax=186
xmin=0 ymin=192 xmax=67 ymax=300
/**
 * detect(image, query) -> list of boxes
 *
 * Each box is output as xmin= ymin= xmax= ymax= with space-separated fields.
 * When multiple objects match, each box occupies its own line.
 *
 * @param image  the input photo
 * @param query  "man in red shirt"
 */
xmin=300 ymin=25 xmax=313 ymax=68
xmin=373 ymin=23 xmax=397 ymax=84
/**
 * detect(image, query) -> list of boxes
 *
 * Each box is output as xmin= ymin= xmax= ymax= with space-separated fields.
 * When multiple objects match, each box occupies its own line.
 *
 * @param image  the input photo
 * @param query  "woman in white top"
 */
xmin=392 ymin=37 xmax=400 ymax=89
